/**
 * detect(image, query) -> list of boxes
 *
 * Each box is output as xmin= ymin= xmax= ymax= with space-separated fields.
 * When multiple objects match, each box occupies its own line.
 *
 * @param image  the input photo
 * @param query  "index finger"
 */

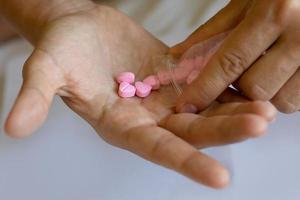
xmin=122 ymin=125 xmax=229 ymax=189
xmin=176 ymin=4 xmax=282 ymax=112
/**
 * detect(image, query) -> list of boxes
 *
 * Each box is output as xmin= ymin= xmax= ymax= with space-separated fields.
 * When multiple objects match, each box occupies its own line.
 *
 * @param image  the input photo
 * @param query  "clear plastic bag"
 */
xmin=152 ymin=31 xmax=229 ymax=96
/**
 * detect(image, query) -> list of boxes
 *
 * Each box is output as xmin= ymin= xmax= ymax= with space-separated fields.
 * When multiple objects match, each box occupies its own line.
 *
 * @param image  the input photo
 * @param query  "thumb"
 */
xmin=5 ymin=50 xmax=62 ymax=138
xmin=170 ymin=0 xmax=250 ymax=57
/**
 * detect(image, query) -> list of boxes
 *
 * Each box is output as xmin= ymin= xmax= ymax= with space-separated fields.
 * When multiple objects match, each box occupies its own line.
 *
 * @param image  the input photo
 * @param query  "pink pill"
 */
xmin=194 ymin=56 xmax=205 ymax=70
xmin=186 ymin=70 xmax=200 ymax=85
xmin=167 ymin=59 xmax=194 ymax=84
xmin=116 ymin=72 xmax=135 ymax=84
xmin=143 ymin=75 xmax=160 ymax=90
xmin=172 ymin=66 xmax=192 ymax=84
xmin=135 ymin=81 xmax=152 ymax=98
xmin=157 ymin=71 xmax=172 ymax=85
xmin=177 ymin=59 xmax=195 ymax=73
xmin=118 ymin=82 xmax=136 ymax=98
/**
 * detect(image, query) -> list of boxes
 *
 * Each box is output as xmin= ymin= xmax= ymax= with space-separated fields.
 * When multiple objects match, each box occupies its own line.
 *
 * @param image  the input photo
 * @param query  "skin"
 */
xmin=1 ymin=1 xmax=277 ymax=189
xmin=0 ymin=17 xmax=18 ymax=42
xmin=172 ymin=0 xmax=300 ymax=114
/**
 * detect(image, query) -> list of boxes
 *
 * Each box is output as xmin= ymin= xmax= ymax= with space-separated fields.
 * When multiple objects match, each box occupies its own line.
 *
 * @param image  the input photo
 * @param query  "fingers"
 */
xmin=176 ymin=3 xmax=282 ymax=112
xmin=200 ymin=101 xmax=277 ymax=122
xmin=217 ymin=87 xmax=248 ymax=103
xmin=238 ymin=41 xmax=300 ymax=100
xmin=271 ymin=69 xmax=300 ymax=113
xmin=5 ymin=50 xmax=62 ymax=138
xmin=123 ymin=125 xmax=229 ymax=189
xmin=161 ymin=113 xmax=268 ymax=149
xmin=0 ymin=17 xmax=18 ymax=43
xmin=170 ymin=0 xmax=250 ymax=57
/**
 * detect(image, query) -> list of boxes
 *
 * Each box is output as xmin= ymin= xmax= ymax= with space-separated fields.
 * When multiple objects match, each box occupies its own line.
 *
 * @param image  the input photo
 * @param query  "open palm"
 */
xmin=5 ymin=5 xmax=276 ymax=188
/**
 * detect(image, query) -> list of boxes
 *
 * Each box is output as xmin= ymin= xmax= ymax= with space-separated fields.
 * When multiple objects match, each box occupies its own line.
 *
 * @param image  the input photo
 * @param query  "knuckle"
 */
xmin=245 ymin=83 xmax=273 ymax=100
xmin=272 ymin=97 xmax=298 ymax=113
xmin=218 ymin=50 xmax=249 ymax=81
xmin=271 ymin=0 xmax=296 ymax=26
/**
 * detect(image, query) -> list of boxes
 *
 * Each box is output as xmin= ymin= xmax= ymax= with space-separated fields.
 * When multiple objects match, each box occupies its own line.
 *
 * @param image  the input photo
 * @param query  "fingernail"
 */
xmin=180 ymin=104 xmax=198 ymax=113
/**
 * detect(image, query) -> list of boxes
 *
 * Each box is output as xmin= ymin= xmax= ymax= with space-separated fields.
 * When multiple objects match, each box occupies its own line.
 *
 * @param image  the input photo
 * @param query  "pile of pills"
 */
xmin=116 ymin=72 xmax=160 ymax=98
xmin=116 ymin=58 xmax=206 ymax=98
xmin=116 ymin=32 xmax=229 ymax=98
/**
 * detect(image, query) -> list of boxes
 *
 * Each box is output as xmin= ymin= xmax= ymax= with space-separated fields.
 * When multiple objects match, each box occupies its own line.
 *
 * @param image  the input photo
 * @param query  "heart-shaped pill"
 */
xmin=143 ymin=75 xmax=160 ymax=90
xmin=116 ymin=72 xmax=135 ymax=84
xmin=194 ymin=56 xmax=205 ymax=70
xmin=177 ymin=59 xmax=195 ymax=72
xmin=186 ymin=70 xmax=200 ymax=84
xmin=118 ymin=82 xmax=136 ymax=98
xmin=157 ymin=71 xmax=172 ymax=85
xmin=135 ymin=81 xmax=152 ymax=98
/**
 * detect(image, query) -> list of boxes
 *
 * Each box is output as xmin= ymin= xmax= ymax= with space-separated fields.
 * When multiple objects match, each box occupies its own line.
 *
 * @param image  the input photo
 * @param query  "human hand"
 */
xmin=4 ymin=4 xmax=276 ymax=188
xmin=172 ymin=0 xmax=300 ymax=113
xmin=0 ymin=17 xmax=18 ymax=42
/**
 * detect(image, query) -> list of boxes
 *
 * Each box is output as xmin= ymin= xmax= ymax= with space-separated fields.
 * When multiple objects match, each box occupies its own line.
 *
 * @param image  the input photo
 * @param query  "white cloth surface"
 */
xmin=0 ymin=1 xmax=300 ymax=200
xmin=101 ymin=0 xmax=229 ymax=45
